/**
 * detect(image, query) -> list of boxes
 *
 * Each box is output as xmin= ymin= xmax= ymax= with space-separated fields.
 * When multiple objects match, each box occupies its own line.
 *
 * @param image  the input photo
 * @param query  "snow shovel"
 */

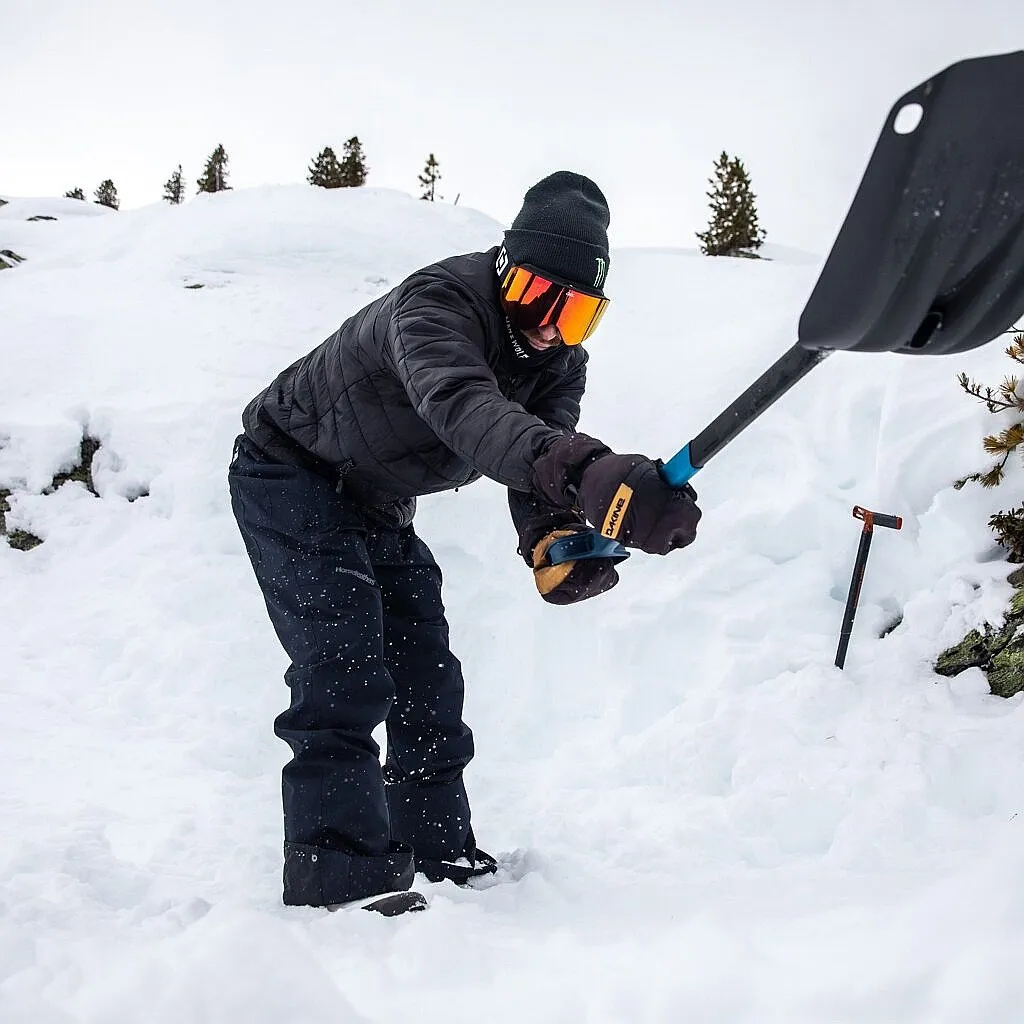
xmin=660 ymin=50 xmax=1024 ymax=488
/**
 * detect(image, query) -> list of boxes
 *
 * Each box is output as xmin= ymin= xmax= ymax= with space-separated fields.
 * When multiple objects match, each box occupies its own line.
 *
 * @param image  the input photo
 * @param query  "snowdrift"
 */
xmin=2 ymin=186 xmax=1023 ymax=1023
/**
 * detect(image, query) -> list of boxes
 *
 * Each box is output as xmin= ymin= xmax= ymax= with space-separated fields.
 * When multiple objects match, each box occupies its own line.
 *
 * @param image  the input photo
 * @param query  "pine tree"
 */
xmin=308 ymin=146 xmax=344 ymax=188
xmin=163 ymin=165 xmax=185 ymax=204
xmin=64 ymin=187 xmax=85 ymax=200
xmin=418 ymin=153 xmax=442 ymax=202
xmin=338 ymin=137 xmax=368 ymax=187
xmin=696 ymin=152 xmax=766 ymax=257
xmin=94 ymin=180 xmax=119 ymax=210
xmin=956 ymin=333 xmax=1024 ymax=489
xmin=196 ymin=145 xmax=230 ymax=194
xmin=956 ymin=331 xmax=1024 ymax=561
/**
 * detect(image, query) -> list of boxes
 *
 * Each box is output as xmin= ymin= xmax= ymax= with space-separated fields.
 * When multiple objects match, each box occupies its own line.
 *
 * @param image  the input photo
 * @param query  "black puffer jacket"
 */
xmin=243 ymin=247 xmax=587 ymax=532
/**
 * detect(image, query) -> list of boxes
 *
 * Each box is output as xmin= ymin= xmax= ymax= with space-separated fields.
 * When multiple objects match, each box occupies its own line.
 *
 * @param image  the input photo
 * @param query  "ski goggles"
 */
xmin=498 ymin=264 xmax=609 ymax=346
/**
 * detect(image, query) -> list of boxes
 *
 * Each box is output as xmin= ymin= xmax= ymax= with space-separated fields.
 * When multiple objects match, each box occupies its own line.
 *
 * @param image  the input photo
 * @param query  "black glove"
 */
xmin=578 ymin=452 xmax=700 ymax=554
xmin=532 ymin=433 xmax=701 ymax=556
xmin=530 ymin=526 xmax=621 ymax=605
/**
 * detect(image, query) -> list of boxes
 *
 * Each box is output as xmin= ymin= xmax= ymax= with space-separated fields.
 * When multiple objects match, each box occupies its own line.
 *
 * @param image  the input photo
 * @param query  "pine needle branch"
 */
xmin=957 ymin=371 xmax=1016 ymax=412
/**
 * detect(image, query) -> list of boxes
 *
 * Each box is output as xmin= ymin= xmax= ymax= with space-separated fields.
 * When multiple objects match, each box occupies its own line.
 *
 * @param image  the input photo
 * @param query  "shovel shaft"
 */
xmin=661 ymin=343 xmax=832 ymax=486
xmin=835 ymin=526 xmax=874 ymax=670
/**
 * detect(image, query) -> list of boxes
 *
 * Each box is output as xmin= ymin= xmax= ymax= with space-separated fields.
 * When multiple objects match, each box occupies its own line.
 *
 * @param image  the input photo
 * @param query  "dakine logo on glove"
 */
xmin=601 ymin=484 xmax=633 ymax=539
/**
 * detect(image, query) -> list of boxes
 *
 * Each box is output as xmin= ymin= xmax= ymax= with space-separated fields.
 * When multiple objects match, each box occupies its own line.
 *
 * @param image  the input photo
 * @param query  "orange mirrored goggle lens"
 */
xmin=500 ymin=265 xmax=608 ymax=345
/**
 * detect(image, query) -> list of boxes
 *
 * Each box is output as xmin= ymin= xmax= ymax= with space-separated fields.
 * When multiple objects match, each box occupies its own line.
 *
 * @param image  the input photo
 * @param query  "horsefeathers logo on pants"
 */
xmin=601 ymin=484 xmax=633 ymax=539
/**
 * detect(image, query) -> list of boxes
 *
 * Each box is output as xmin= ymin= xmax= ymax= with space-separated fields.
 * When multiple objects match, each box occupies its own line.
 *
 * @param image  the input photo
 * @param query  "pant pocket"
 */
xmin=228 ymin=476 xmax=266 ymax=568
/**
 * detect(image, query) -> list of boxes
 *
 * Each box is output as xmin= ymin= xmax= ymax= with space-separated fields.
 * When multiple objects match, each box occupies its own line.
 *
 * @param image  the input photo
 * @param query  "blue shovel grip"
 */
xmin=659 ymin=444 xmax=698 ymax=487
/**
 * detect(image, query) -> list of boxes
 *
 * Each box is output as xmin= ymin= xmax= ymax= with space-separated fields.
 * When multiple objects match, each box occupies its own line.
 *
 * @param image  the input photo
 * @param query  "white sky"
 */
xmin=2 ymin=0 xmax=1022 ymax=250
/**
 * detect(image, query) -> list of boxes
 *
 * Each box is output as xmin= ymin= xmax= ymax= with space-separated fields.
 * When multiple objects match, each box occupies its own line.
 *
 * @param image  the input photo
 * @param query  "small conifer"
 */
xmin=308 ymin=147 xmax=344 ymax=188
xmin=338 ymin=137 xmax=368 ymax=188
xmin=163 ymin=165 xmax=185 ymax=204
xmin=696 ymin=152 xmax=766 ymax=256
xmin=94 ymin=180 xmax=119 ymax=210
xmin=197 ymin=145 xmax=230 ymax=194
xmin=418 ymin=153 xmax=442 ymax=202
xmin=956 ymin=333 xmax=1024 ymax=489
xmin=64 ymin=187 xmax=85 ymax=200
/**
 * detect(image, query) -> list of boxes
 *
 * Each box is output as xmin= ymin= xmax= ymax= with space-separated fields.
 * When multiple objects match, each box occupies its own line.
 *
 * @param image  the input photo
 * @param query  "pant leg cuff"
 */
xmin=386 ymin=779 xmax=472 ymax=862
xmin=282 ymin=840 xmax=415 ymax=907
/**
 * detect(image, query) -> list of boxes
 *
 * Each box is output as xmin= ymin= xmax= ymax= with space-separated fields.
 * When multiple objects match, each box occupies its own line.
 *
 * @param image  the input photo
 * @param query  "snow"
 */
xmin=2 ymin=184 xmax=1024 ymax=1022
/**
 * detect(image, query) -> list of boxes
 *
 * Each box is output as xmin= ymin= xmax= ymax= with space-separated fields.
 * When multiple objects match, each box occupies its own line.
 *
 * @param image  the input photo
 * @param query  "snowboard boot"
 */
xmin=418 ymin=848 xmax=498 ymax=885
xmin=328 ymin=891 xmax=429 ymax=916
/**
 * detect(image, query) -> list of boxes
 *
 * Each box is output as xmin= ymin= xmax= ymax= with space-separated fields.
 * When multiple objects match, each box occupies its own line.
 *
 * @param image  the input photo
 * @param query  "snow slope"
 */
xmin=2 ymin=187 xmax=1023 ymax=1023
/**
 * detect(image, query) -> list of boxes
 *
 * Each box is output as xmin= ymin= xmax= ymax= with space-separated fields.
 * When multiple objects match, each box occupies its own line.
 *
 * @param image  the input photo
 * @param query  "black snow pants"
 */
xmin=228 ymin=435 xmax=477 ymax=906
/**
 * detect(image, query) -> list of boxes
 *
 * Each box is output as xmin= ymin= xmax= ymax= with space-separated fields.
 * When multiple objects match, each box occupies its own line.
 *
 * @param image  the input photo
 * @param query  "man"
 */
xmin=228 ymin=171 xmax=701 ymax=908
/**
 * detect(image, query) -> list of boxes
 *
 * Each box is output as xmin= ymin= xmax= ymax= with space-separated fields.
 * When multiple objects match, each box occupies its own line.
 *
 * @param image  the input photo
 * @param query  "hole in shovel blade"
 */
xmin=893 ymin=102 xmax=924 ymax=135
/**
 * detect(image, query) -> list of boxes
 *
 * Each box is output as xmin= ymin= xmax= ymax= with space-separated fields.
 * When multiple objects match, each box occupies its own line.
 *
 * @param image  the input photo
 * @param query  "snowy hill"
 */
xmin=2 ymin=186 xmax=1023 ymax=1022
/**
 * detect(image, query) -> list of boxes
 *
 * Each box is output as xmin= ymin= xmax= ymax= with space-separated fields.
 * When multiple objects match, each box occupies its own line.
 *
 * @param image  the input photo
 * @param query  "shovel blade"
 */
xmin=799 ymin=51 xmax=1024 ymax=356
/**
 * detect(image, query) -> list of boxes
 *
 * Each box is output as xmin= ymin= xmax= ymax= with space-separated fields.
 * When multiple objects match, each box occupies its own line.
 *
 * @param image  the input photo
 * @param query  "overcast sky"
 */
xmin=3 ymin=0 xmax=1022 ymax=251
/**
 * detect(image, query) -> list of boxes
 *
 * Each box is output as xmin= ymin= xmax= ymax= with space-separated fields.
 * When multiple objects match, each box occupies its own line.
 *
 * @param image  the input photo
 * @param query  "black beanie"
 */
xmin=503 ymin=171 xmax=611 ymax=297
